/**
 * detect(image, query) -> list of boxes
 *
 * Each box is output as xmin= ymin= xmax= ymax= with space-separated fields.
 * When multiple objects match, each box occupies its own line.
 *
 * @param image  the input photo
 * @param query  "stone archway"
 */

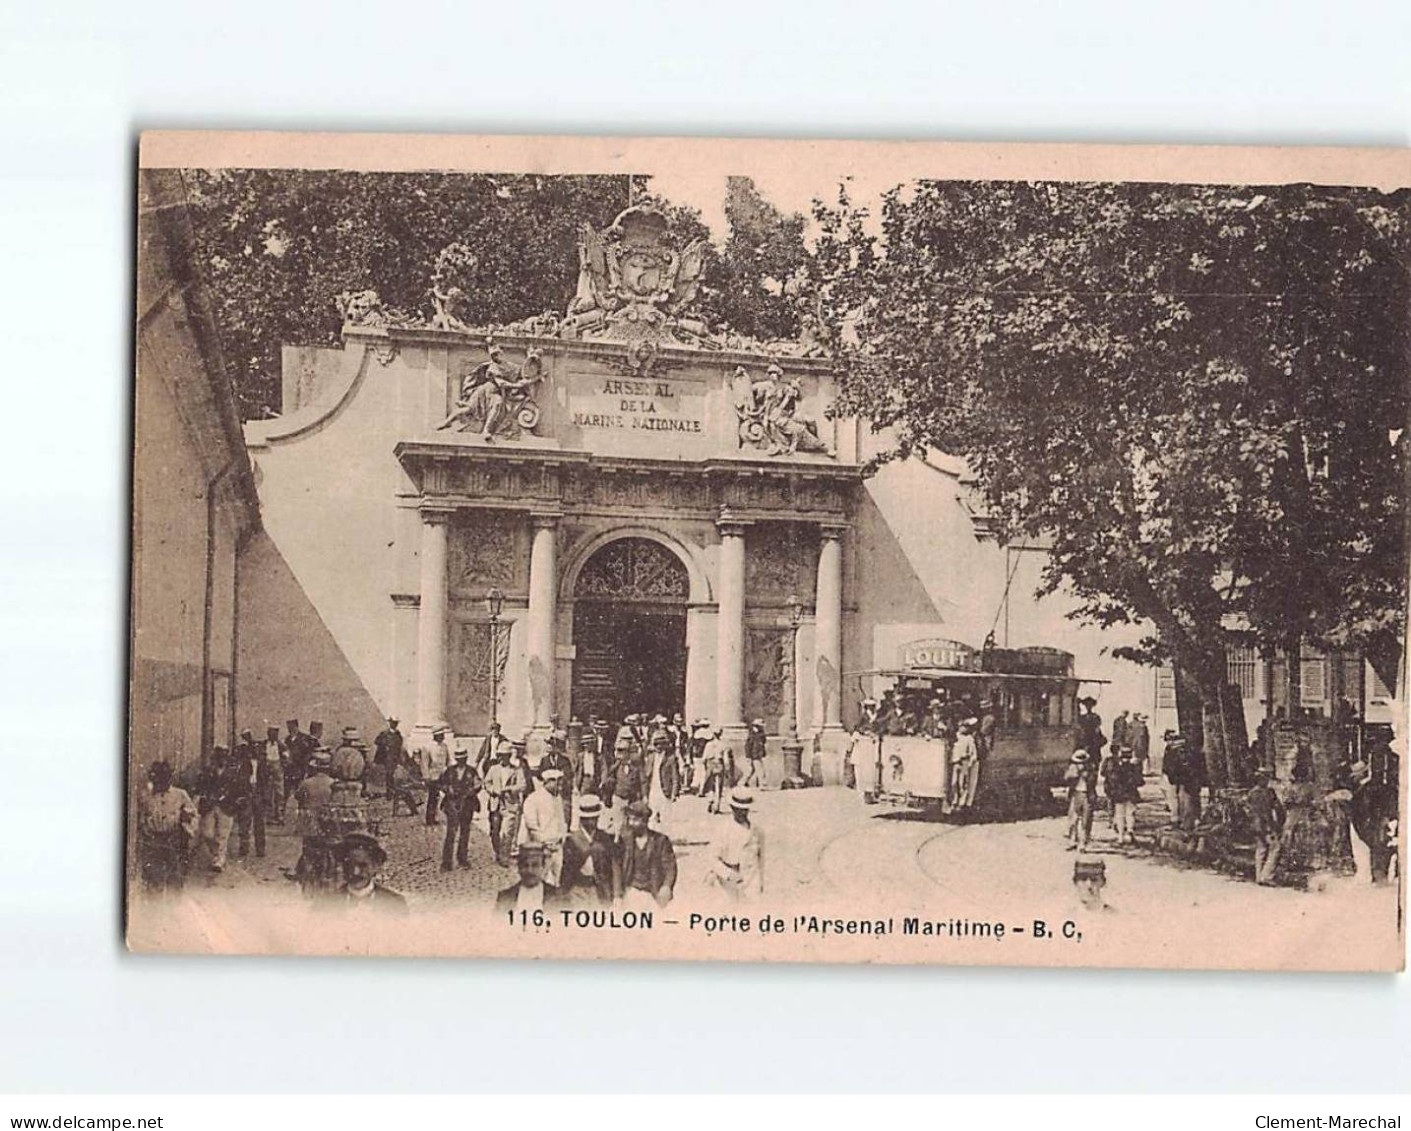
xmin=570 ymin=537 xmax=691 ymax=724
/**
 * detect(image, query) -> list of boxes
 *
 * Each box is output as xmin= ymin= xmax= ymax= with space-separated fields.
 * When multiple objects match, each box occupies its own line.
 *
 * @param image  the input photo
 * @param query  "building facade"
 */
xmin=237 ymin=207 xmax=1155 ymax=765
xmin=131 ymin=169 xmax=261 ymax=779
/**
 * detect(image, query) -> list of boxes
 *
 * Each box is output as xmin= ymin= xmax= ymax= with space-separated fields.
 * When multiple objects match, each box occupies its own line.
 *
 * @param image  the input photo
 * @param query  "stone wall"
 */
xmin=131 ymin=170 xmax=260 ymax=778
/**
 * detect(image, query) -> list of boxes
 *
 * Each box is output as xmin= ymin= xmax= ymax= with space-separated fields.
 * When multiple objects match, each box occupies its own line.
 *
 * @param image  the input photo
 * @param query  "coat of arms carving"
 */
xmin=560 ymin=206 xmax=713 ymax=347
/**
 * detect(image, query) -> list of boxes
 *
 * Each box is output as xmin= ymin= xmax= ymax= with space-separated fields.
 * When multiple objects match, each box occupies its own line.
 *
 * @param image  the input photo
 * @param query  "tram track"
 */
xmin=812 ymin=811 xmax=970 ymax=905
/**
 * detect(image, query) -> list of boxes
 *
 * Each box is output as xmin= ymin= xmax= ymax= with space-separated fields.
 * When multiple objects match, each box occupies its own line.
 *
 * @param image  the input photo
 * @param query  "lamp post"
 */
xmin=781 ymin=594 xmax=807 ymax=789
xmin=486 ymin=587 xmax=504 ymax=732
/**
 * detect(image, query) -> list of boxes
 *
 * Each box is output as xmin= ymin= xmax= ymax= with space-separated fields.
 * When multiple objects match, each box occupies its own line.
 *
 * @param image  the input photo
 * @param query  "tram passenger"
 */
xmin=922 ymin=697 xmax=947 ymax=740
xmin=951 ymin=718 xmax=981 ymax=810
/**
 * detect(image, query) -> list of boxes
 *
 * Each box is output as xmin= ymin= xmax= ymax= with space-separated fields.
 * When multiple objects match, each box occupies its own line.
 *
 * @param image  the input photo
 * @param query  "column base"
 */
xmin=779 ymin=735 xmax=808 ymax=790
xmin=720 ymin=723 xmax=749 ymax=757
xmin=407 ymin=723 xmax=442 ymax=755
xmin=812 ymin=726 xmax=850 ymax=786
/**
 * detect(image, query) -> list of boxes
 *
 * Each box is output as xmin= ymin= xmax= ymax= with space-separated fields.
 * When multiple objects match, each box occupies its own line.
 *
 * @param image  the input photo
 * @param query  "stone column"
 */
xmin=413 ymin=510 xmax=450 ymax=742
xmin=716 ymin=519 xmax=748 ymax=741
xmin=525 ymin=512 xmax=559 ymax=746
xmin=813 ymin=524 xmax=845 ymax=734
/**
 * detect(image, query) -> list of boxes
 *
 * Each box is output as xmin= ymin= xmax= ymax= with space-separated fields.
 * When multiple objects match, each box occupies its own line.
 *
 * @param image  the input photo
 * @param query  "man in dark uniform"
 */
xmin=743 ymin=719 xmax=767 ymax=788
xmin=283 ymin=718 xmax=316 ymax=790
xmin=232 ymin=728 xmax=266 ymax=859
xmin=1245 ymin=766 xmax=1286 ymax=885
xmin=438 ymin=748 xmax=482 ymax=871
xmin=1164 ymin=731 xmax=1204 ymax=832
xmin=1132 ymin=713 xmax=1151 ymax=776
xmin=560 ymin=794 xmax=616 ymax=905
xmin=1351 ymin=756 xmax=1398 ymax=885
xmin=372 ymin=716 xmax=404 ymax=794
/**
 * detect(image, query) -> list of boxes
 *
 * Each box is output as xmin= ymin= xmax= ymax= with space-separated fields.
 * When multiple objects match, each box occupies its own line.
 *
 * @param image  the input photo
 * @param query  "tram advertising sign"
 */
xmin=899 ymin=637 xmax=978 ymax=672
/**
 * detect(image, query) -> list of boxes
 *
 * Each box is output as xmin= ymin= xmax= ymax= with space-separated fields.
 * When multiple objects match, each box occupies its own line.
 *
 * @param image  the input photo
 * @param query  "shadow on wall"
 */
xmin=842 ymin=490 xmax=947 ymax=714
xmin=237 ymin=529 xmax=386 ymax=743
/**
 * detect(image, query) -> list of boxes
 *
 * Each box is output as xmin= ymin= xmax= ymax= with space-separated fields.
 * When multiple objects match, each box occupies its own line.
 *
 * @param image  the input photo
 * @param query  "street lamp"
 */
xmin=781 ymin=594 xmax=806 ymax=788
xmin=485 ymin=587 xmax=504 ymax=731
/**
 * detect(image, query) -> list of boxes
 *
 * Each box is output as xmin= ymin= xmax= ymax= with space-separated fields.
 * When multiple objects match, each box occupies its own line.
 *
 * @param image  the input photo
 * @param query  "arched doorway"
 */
xmin=571 ymin=537 xmax=690 ymax=723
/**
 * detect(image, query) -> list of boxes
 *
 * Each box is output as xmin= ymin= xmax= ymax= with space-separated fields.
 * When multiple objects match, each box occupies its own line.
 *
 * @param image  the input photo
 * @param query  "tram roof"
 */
xmin=849 ymin=667 xmax=1111 ymax=684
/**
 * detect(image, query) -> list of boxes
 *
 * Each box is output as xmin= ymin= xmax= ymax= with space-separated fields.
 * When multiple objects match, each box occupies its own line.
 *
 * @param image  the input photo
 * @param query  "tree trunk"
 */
xmin=1172 ymin=662 xmax=1205 ymax=759
xmin=1196 ymin=672 xmax=1232 ymax=789
xmin=1285 ymin=636 xmax=1303 ymax=718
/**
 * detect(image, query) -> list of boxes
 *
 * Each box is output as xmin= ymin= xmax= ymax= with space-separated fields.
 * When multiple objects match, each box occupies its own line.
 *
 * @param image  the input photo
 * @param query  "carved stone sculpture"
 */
xmin=730 ymin=364 xmax=834 ymax=458
xmin=436 ymin=337 xmax=545 ymax=440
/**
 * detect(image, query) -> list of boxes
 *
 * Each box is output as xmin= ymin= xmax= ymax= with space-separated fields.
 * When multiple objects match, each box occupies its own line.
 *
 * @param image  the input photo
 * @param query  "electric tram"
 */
xmin=848 ymin=638 xmax=1108 ymax=817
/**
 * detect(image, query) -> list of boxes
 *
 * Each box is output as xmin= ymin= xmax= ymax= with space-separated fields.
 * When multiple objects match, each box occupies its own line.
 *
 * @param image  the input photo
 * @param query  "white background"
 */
xmin=1 ymin=0 xmax=1408 ymax=1095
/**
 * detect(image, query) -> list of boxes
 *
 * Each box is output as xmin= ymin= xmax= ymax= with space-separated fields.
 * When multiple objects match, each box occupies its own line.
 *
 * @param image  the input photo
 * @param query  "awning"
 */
xmin=844 ymin=667 xmax=1111 ymax=684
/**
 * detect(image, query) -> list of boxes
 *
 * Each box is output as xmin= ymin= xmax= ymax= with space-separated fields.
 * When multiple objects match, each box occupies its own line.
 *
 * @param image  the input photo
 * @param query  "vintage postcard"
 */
xmin=129 ymin=132 xmax=1407 ymax=969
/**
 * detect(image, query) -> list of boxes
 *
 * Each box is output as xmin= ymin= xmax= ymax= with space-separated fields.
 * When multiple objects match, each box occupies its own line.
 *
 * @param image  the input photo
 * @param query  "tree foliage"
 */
xmin=821 ymin=179 xmax=1409 ymax=723
xmin=183 ymin=169 xmax=634 ymax=419
xmin=710 ymin=176 xmax=812 ymax=340
xmin=184 ymin=170 xmax=818 ymax=419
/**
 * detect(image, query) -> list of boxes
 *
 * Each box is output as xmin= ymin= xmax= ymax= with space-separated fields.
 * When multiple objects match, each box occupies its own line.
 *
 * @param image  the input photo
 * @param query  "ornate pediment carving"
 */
xmin=560 ymin=207 xmax=713 ymax=347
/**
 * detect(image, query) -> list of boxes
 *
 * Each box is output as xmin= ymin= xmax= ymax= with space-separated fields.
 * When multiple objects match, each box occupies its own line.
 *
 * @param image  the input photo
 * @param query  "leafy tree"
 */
xmin=182 ymin=169 xmax=634 ymax=419
xmin=713 ymin=176 xmax=811 ymax=340
xmin=820 ymin=178 xmax=1409 ymax=780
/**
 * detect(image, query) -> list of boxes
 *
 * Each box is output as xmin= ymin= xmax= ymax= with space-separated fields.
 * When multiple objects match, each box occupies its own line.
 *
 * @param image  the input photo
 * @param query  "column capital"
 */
xmin=716 ymin=508 xmax=754 ymax=537
xmin=529 ymin=510 xmax=562 ymax=530
xmin=818 ymin=522 xmax=849 ymax=541
xmin=419 ymin=504 xmax=455 ymax=526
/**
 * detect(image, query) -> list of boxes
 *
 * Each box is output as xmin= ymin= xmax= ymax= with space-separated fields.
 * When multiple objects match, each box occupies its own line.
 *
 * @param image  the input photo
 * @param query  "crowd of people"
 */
xmin=1061 ymin=701 xmax=1400 ymax=890
xmin=136 ymin=709 xmax=769 ymax=914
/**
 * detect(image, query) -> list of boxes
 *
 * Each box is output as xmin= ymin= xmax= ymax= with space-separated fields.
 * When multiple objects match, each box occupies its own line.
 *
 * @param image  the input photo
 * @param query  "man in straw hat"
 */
xmin=560 ymin=794 xmax=616 ymax=905
xmin=292 ymin=746 xmax=338 ymax=895
xmin=699 ymin=724 xmax=730 ymax=813
xmin=438 ymin=747 xmax=482 ymax=872
xmin=419 ymin=724 xmax=453 ymax=827
xmin=332 ymin=831 xmax=407 ymax=915
xmin=1064 ymin=749 xmax=1098 ymax=850
xmin=706 ymin=788 xmax=765 ymax=903
xmin=483 ymin=738 xmax=525 ymax=866
xmin=617 ymin=800 xmax=677 ymax=910
xmin=577 ymin=715 xmax=609 ymax=797
xmin=518 ymin=765 xmax=568 ymax=885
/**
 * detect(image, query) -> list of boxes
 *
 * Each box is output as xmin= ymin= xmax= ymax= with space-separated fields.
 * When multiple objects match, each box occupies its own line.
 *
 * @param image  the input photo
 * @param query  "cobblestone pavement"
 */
xmin=195 ymin=777 xmax=1398 ymax=933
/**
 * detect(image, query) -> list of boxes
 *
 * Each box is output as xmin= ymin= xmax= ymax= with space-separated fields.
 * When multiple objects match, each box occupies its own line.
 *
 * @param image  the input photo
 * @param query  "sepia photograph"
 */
xmin=128 ymin=133 xmax=1407 ymax=971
